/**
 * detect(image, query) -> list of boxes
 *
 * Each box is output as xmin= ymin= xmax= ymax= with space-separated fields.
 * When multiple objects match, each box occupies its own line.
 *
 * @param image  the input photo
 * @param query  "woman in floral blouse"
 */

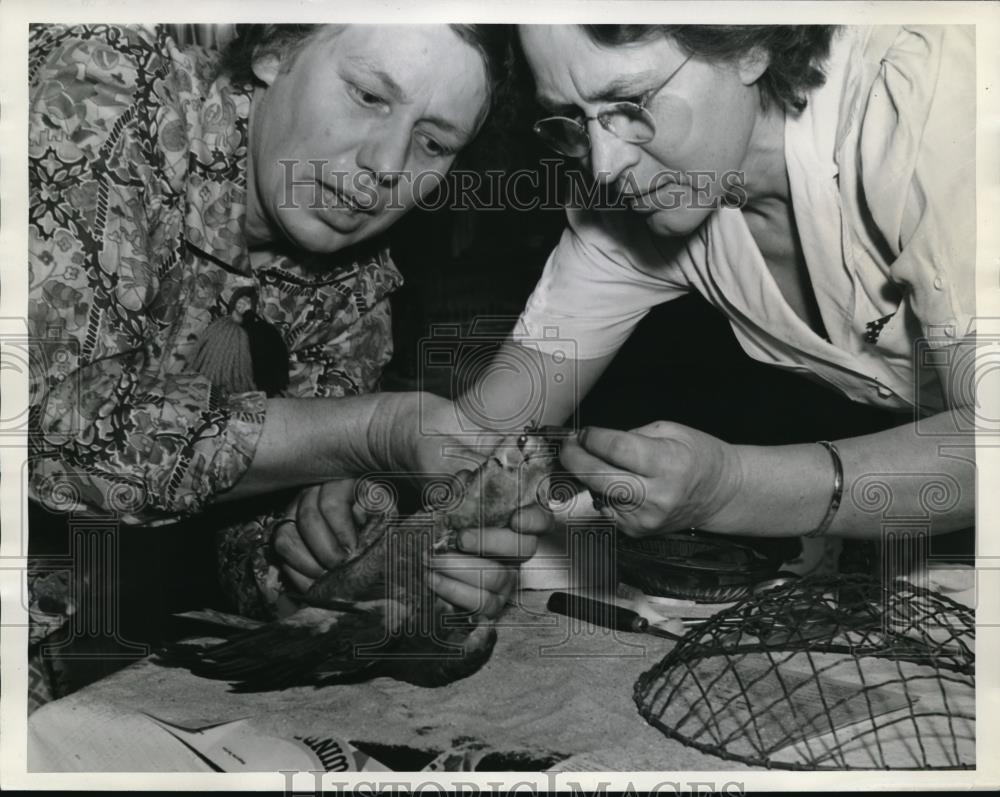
xmin=27 ymin=23 xmax=534 ymax=708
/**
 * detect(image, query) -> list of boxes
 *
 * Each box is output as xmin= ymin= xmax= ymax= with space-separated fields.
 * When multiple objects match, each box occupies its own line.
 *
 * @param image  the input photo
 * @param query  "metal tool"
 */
xmin=546 ymin=591 xmax=684 ymax=641
xmin=547 ymin=577 xmax=805 ymax=642
xmin=518 ymin=425 xmax=578 ymax=450
xmin=534 ymin=425 xmax=579 ymax=441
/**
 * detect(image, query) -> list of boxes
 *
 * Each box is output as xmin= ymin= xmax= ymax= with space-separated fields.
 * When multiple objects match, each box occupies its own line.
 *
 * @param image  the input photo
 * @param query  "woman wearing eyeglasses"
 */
xmin=464 ymin=25 xmax=980 ymax=547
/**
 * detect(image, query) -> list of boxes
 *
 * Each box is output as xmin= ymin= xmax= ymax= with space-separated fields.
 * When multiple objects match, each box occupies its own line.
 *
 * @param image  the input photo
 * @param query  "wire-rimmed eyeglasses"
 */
xmin=532 ymin=54 xmax=693 ymax=158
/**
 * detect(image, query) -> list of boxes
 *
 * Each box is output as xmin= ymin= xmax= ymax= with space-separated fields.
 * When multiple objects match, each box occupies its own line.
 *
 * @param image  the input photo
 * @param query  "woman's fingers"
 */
xmin=509 ymin=504 xmax=555 ymax=535
xmin=294 ymin=483 xmax=354 ymax=570
xmin=429 ymin=571 xmax=510 ymax=619
xmin=559 ymin=449 xmax=648 ymax=510
xmin=564 ymin=426 xmax=663 ymax=476
xmin=273 ymin=519 xmax=327 ymax=579
xmin=628 ymin=419 xmax=687 ymax=438
xmin=279 ymin=564 xmax=315 ymax=595
xmin=427 ymin=552 xmax=515 ymax=618
xmin=274 ymin=479 xmax=363 ymax=584
xmin=351 ymin=497 xmax=368 ymax=529
xmin=455 ymin=526 xmax=539 ymax=560
xmin=315 ymin=479 xmax=359 ymax=556
xmin=430 ymin=553 xmax=514 ymax=592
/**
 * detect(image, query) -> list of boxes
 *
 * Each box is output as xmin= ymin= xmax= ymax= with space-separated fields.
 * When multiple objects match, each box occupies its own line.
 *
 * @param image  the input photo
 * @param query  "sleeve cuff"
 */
xmin=189 ymin=390 xmax=268 ymax=511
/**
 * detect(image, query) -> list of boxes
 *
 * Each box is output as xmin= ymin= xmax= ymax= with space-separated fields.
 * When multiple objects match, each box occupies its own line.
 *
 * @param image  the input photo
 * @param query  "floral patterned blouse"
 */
xmin=28 ymin=24 xmax=403 ymax=641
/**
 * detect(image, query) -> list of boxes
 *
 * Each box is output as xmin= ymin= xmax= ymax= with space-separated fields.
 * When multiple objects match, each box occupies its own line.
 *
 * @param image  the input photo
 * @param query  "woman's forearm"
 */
xmin=218 ymin=391 xmax=423 ymax=502
xmin=707 ymin=410 xmax=976 ymax=539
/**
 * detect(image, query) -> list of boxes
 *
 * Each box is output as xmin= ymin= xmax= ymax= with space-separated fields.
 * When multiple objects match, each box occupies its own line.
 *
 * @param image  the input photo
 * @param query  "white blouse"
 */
xmin=515 ymin=26 xmax=976 ymax=415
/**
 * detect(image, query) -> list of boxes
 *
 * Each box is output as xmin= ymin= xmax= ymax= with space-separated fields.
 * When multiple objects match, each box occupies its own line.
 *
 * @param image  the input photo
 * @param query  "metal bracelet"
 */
xmin=806 ymin=441 xmax=843 ymax=538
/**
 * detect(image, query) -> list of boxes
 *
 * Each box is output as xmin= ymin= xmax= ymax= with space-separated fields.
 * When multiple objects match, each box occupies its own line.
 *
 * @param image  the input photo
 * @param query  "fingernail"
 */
xmin=578 ymin=427 xmax=590 ymax=447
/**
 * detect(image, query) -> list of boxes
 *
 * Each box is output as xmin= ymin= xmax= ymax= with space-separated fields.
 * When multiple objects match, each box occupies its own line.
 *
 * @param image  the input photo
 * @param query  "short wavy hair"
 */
xmin=582 ymin=25 xmax=838 ymax=112
xmin=221 ymin=24 xmax=510 ymax=102
xmin=218 ymin=24 xmax=521 ymax=171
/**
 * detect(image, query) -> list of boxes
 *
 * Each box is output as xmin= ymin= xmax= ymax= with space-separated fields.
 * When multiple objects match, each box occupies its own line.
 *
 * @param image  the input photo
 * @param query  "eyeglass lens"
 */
xmin=535 ymin=104 xmax=656 ymax=158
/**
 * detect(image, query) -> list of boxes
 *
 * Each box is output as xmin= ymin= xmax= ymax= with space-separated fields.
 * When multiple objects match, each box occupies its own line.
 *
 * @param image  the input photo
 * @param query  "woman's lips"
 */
xmin=317 ymin=181 xmax=376 ymax=215
xmin=625 ymin=180 xmax=692 ymax=213
xmin=627 ymin=186 xmax=674 ymax=213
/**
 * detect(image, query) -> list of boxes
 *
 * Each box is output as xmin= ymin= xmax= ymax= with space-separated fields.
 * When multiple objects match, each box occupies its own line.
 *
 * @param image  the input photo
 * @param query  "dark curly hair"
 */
xmin=581 ymin=25 xmax=838 ymax=112
xmin=218 ymin=24 xmax=319 ymax=86
xmin=218 ymin=24 xmax=521 ymax=171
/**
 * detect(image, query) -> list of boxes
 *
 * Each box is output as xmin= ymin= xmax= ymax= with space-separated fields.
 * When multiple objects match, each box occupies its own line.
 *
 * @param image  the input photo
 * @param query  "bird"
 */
xmin=167 ymin=428 xmax=568 ymax=690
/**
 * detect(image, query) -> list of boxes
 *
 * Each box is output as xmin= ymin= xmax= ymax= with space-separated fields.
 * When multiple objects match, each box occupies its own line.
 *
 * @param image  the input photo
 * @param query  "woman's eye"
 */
xmin=418 ymin=134 xmax=454 ymax=158
xmin=349 ymin=83 xmax=388 ymax=109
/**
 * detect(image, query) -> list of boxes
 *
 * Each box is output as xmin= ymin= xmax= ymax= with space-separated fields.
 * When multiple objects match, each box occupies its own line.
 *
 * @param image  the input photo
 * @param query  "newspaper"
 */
xmin=28 ymin=706 xmax=392 ymax=773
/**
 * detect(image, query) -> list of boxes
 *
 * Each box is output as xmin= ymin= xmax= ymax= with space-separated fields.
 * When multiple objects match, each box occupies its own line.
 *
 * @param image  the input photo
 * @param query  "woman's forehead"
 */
xmin=520 ymin=25 xmax=677 ymax=106
xmin=308 ymin=25 xmax=489 ymax=124
xmin=312 ymin=25 xmax=483 ymax=82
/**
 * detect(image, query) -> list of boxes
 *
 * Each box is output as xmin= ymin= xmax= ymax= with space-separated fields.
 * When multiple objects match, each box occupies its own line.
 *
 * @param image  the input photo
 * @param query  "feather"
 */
xmin=170 ymin=429 xmax=563 ymax=690
xmin=180 ymin=603 xmax=396 ymax=689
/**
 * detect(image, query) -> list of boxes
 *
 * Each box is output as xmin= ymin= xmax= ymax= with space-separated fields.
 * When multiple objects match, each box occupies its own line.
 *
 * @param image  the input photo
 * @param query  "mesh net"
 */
xmin=634 ymin=574 xmax=974 ymax=770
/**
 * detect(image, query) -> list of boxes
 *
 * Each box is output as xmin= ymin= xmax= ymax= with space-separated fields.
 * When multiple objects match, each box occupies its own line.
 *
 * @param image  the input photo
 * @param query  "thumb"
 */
xmin=351 ymin=499 xmax=368 ymax=528
xmin=509 ymin=503 xmax=555 ymax=535
xmin=630 ymin=420 xmax=684 ymax=439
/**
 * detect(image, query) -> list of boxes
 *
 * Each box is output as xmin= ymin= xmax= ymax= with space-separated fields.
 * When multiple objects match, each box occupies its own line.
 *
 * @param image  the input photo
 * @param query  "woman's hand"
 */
xmin=558 ymin=421 xmax=743 ymax=537
xmin=273 ymin=479 xmax=366 ymax=593
xmin=273 ymin=476 xmax=551 ymax=620
xmin=428 ymin=505 xmax=551 ymax=619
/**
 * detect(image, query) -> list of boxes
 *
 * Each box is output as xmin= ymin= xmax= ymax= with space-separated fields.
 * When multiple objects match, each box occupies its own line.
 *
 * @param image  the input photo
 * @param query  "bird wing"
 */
xmin=170 ymin=599 xmax=407 ymax=690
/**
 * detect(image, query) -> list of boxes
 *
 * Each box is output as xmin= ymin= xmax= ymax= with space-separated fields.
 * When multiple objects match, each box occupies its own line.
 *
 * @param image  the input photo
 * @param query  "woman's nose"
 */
xmin=357 ymin=126 xmax=409 ymax=186
xmin=587 ymin=122 xmax=640 ymax=187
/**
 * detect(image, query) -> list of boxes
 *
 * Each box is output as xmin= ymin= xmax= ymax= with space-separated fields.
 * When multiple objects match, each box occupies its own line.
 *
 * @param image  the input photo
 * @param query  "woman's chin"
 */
xmin=273 ymin=210 xmax=371 ymax=254
xmin=640 ymin=205 xmax=715 ymax=238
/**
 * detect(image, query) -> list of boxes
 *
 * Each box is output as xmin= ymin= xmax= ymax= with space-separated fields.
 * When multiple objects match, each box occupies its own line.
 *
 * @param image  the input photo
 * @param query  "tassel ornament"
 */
xmin=192 ymin=287 xmax=289 ymax=396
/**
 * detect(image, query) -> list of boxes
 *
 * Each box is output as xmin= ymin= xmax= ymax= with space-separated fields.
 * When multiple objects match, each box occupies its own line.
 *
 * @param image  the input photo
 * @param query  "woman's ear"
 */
xmin=737 ymin=46 xmax=770 ymax=86
xmin=251 ymin=51 xmax=282 ymax=87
